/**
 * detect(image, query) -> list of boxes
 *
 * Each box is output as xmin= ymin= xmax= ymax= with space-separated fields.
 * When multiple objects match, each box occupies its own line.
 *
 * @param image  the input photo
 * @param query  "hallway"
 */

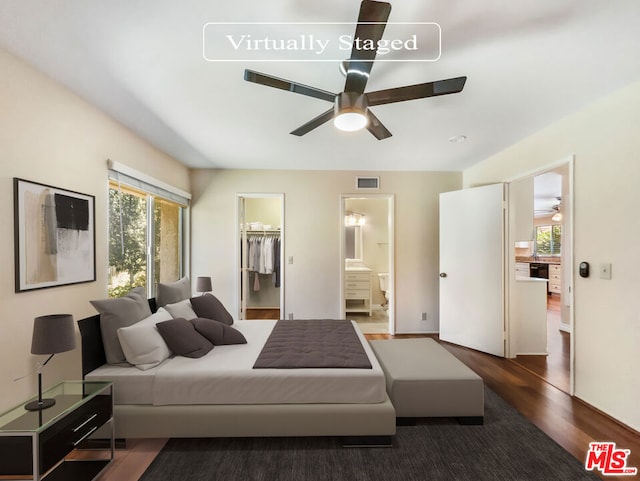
xmin=512 ymin=294 xmax=570 ymax=393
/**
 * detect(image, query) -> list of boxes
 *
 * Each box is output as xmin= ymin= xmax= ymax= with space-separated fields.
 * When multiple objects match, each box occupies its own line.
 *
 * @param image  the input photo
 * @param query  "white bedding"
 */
xmin=87 ymin=320 xmax=386 ymax=405
xmin=86 ymin=362 xmax=158 ymax=404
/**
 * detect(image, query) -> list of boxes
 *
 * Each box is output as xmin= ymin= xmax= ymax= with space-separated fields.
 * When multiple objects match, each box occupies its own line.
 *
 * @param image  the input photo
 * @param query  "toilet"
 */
xmin=378 ymin=273 xmax=389 ymax=308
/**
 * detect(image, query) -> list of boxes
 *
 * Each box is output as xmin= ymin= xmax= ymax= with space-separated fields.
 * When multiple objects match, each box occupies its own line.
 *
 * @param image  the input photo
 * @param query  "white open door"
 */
xmin=238 ymin=196 xmax=248 ymax=320
xmin=439 ymin=183 xmax=506 ymax=357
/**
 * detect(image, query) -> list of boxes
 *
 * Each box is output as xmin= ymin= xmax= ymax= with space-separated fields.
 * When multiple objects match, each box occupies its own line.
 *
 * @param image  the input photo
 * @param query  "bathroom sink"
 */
xmin=346 ymin=266 xmax=372 ymax=271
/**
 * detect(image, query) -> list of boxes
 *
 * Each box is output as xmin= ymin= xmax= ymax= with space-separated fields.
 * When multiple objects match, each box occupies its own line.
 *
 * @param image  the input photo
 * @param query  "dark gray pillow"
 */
xmin=189 ymin=294 xmax=234 ymax=325
xmin=156 ymin=276 xmax=191 ymax=308
xmin=90 ymin=287 xmax=152 ymax=365
xmin=156 ymin=318 xmax=213 ymax=358
xmin=190 ymin=318 xmax=247 ymax=345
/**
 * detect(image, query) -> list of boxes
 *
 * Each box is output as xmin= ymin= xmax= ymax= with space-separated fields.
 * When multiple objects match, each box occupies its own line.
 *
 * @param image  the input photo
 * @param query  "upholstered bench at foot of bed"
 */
xmin=369 ymin=338 xmax=484 ymax=425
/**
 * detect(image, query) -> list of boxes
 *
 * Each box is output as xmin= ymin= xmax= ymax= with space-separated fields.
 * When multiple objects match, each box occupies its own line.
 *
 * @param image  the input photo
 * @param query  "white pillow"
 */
xmin=164 ymin=299 xmax=198 ymax=320
xmin=117 ymin=307 xmax=173 ymax=370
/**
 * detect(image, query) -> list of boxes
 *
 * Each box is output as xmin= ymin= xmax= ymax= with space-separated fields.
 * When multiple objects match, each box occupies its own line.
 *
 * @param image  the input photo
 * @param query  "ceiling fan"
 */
xmin=535 ymin=197 xmax=563 ymax=220
xmin=243 ymin=0 xmax=467 ymax=140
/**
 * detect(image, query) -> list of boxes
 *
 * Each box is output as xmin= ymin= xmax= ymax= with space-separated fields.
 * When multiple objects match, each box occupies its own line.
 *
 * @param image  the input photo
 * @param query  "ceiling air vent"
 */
xmin=356 ymin=177 xmax=380 ymax=190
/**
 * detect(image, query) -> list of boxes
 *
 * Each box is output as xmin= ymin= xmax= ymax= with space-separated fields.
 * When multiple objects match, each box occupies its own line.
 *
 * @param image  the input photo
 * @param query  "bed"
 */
xmin=78 ymin=298 xmax=396 ymax=439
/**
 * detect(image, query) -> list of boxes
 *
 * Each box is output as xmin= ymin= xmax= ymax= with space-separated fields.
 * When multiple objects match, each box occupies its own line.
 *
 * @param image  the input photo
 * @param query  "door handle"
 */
xmin=439 ymin=273 xmax=447 ymax=278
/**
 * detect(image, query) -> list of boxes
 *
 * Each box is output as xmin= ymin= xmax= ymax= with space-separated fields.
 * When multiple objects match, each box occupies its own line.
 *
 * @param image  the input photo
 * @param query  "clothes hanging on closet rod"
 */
xmin=274 ymin=236 xmax=281 ymax=288
xmin=244 ymin=232 xmax=281 ymax=291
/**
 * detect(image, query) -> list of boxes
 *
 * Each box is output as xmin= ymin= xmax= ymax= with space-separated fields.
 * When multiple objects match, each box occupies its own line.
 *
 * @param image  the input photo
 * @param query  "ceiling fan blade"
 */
xmin=366 ymin=110 xmax=392 ymax=140
xmin=244 ymin=69 xmax=336 ymax=103
xmin=344 ymin=1 xmax=392 ymax=94
xmin=290 ymin=108 xmax=335 ymax=136
xmin=366 ymin=76 xmax=467 ymax=106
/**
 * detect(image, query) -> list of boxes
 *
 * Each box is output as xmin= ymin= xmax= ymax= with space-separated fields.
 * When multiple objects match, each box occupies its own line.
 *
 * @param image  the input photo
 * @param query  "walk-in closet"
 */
xmin=238 ymin=195 xmax=283 ymax=320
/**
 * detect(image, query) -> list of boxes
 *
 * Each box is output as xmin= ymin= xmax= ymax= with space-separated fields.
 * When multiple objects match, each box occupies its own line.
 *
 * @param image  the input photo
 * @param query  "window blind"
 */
xmin=107 ymin=160 xmax=191 ymax=207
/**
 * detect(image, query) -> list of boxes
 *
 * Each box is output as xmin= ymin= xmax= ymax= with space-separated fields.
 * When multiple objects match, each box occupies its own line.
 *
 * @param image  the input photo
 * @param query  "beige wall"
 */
xmin=245 ymin=197 xmax=282 ymax=229
xmin=464 ymin=81 xmax=640 ymax=431
xmin=190 ymin=169 xmax=461 ymax=333
xmin=0 ymin=47 xmax=190 ymax=412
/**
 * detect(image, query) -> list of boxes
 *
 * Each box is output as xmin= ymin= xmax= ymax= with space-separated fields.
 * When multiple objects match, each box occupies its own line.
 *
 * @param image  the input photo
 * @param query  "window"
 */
xmin=535 ymin=224 xmax=561 ymax=256
xmin=108 ymin=167 xmax=189 ymax=298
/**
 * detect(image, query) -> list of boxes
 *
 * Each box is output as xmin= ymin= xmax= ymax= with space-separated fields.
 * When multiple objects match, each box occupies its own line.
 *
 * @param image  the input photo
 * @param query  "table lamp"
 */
xmin=25 ymin=314 xmax=76 ymax=411
xmin=196 ymin=276 xmax=212 ymax=295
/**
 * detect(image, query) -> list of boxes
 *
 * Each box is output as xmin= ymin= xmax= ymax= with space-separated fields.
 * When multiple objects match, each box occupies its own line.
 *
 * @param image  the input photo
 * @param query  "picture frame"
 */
xmin=14 ymin=178 xmax=96 ymax=292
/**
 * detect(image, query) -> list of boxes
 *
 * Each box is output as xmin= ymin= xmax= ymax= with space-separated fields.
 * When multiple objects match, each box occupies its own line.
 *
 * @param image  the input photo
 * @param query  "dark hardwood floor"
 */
xmin=367 ymin=332 xmax=640 ymax=481
xmin=445 ymin=339 xmax=640 ymax=481
xmin=92 ymin=330 xmax=639 ymax=481
xmin=245 ymin=308 xmax=280 ymax=319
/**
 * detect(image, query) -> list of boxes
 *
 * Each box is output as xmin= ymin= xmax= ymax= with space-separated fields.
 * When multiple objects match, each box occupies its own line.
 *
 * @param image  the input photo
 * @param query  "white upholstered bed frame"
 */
xmin=78 ymin=302 xmax=396 ymax=439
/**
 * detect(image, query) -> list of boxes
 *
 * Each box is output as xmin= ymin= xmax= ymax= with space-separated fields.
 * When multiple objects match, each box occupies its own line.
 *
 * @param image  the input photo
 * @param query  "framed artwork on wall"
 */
xmin=14 ymin=178 xmax=96 ymax=292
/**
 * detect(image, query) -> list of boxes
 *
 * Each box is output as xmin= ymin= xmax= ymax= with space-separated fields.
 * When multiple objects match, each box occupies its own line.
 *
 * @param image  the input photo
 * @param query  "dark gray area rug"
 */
xmin=140 ymin=388 xmax=598 ymax=481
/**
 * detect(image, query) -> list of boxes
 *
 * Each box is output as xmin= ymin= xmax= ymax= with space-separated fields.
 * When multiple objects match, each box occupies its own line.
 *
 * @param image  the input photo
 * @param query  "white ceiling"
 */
xmin=534 ymin=171 xmax=563 ymax=216
xmin=1 ymin=1 xmax=639 ymax=171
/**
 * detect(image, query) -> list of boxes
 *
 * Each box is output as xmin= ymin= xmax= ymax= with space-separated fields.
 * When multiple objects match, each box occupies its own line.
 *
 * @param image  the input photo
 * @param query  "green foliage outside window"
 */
xmin=536 ymin=224 xmax=561 ymax=255
xmin=108 ymin=188 xmax=147 ymax=297
xmin=108 ymin=183 xmax=183 ymax=298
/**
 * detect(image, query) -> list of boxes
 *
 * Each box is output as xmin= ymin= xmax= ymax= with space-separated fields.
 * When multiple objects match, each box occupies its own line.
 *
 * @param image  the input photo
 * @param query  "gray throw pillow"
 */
xmin=164 ymin=299 xmax=198 ymax=320
xmin=190 ymin=293 xmax=234 ymax=325
xmin=156 ymin=318 xmax=213 ymax=358
xmin=116 ymin=308 xmax=173 ymax=370
xmin=156 ymin=276 xmax=191 ymax=307
xmin=90 ymin=287 xmax=152 ymax=365
xmin=190 ymin=317 xmax=247 ymax=345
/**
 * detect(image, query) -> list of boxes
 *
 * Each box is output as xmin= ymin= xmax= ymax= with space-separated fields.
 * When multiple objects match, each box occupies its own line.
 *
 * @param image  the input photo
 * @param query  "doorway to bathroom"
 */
xmin=340 ymin=194 xmax=394 ymax=334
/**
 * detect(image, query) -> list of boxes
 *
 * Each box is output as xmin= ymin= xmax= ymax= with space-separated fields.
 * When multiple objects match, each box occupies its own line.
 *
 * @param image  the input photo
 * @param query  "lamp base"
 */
xmin=24 ymin=398 xmax=56 ymax=411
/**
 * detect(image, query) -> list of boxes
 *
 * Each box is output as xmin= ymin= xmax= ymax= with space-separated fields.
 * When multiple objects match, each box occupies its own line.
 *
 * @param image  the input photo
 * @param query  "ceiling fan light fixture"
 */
xmin=334 ymin=111 xmax=368 ymax=132
xmin=243 ymin=2 xmax=466 ymax=140
xmin=334 ymin=92 xmax=368 ymax=132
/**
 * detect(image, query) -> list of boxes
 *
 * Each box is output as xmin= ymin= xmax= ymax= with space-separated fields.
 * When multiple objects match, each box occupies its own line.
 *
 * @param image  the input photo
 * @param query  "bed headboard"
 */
xmin=78 ymin=298 xmax=158 ymax=378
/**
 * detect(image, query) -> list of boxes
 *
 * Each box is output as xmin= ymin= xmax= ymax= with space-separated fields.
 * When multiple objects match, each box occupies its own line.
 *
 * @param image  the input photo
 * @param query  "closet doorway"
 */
xmin=341 ymin=194 xmax=394 ymax=334
xmin=237 ymin=194 xmax=284 ymax=320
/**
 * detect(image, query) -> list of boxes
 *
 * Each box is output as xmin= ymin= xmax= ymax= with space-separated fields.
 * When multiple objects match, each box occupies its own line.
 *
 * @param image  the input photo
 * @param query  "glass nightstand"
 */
xmin=0 ymin=381 xmax=114 ymax=481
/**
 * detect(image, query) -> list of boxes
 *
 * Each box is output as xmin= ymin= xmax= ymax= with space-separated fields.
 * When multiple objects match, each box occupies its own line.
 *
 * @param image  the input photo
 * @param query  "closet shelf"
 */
xmin=245 ymin=229 xmax=281 ymax=235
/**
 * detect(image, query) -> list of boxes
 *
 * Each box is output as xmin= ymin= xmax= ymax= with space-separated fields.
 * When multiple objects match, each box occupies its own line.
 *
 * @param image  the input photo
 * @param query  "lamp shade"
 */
xmin=196 ymin=276 xmax=212 ymax=293
xmin=31 ymin=314 xmax=76 ymax=355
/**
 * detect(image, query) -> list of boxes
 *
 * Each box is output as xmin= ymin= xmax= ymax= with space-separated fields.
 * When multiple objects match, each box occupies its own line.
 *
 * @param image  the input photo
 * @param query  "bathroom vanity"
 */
xmin=345 ymin=267 xmax=372 ymax=316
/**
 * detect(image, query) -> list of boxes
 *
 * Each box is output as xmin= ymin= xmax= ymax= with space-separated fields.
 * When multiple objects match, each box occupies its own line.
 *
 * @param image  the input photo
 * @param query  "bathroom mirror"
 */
xmin=345 ymin=225 xmax=363 ymax=262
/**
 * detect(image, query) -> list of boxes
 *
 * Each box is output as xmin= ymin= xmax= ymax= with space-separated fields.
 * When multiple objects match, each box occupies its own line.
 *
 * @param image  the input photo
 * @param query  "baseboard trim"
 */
xmin=574 ymin=396 xmax=640 ymax=437
xmin=394 ymin=330 xmax=439 ymax=335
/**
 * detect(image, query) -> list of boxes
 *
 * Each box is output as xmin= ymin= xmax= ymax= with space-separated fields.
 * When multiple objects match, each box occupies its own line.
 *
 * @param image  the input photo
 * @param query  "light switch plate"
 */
xmin=599 ymin=263 xmax=612 ymax=280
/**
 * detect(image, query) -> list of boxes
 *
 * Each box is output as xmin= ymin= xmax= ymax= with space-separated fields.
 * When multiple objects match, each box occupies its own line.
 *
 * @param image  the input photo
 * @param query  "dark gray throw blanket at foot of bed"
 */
xmin=253 ymin=320 xmax=372 ymax=369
